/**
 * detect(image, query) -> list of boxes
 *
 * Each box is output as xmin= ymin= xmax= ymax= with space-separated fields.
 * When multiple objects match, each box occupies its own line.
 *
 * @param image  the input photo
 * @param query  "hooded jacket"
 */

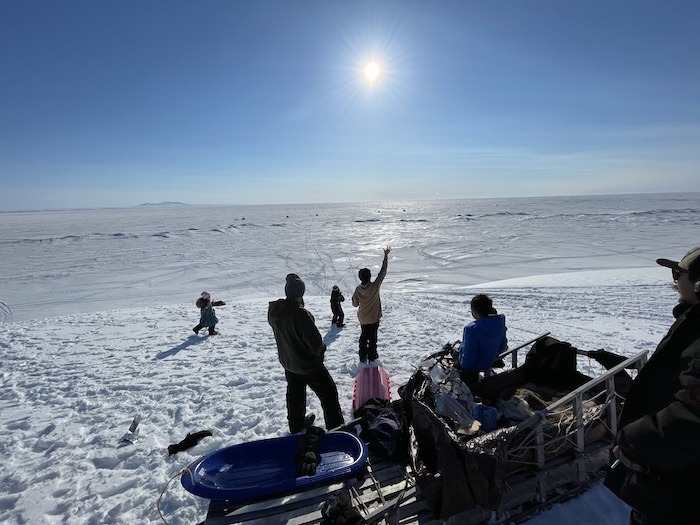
xmin=459 ymin=315 xmax=507 ymax=371
xmin=352 ymin=255 xmax=388 ymax=325
xmin=198 ymin=302 xmax=219 ymax=327
xmin=604 ymin=302 xmax=700 ymax=524
xmin=330 ymin=288 xmax=345 ymax=306
xmin=268 ymin=298 xmax=326 ymax=375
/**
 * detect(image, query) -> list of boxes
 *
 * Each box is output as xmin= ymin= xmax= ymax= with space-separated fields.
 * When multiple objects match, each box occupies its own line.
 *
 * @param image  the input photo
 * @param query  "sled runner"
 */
xmin=181 ymin=431 xmax=367 ymax=504
xmin=352 ymin=363 xmax=391 ymax=416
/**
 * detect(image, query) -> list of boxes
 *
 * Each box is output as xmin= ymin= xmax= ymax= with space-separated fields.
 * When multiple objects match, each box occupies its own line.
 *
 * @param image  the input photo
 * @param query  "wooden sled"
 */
xmin=200 ymin=454 xmax=439 ymax=525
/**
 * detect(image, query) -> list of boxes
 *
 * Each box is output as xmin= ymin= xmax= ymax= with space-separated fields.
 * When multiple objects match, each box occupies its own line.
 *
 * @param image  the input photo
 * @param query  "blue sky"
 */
xmin=1 ymin=1 xmax=699 ymax=211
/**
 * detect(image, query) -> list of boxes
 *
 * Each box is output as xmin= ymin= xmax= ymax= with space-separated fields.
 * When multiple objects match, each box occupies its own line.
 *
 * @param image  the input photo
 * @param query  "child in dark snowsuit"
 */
xmin=330 ymin=285 xmax=345 ymax=327
xmin=193 ymin=291 xmax=226 ymax=335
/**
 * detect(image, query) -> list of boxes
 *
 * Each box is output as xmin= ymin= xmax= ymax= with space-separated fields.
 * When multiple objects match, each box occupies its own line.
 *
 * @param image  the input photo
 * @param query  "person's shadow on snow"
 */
xmin=323 ymin=325 xmax=343 ymax=346
xmin=154 ymin=335 xmax=206 ymax=360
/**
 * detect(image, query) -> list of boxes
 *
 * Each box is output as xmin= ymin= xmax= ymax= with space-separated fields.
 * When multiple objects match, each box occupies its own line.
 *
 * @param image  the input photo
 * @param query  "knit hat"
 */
xmin=201 ymin=291 xmax=211 ymax=301
xmin=332 ymin=285 xmax=339 ymax=291
xmin=657 ymin=246 xmax=700 ymax=278
xmin=285 ymin=274 xmax=305 ymax=299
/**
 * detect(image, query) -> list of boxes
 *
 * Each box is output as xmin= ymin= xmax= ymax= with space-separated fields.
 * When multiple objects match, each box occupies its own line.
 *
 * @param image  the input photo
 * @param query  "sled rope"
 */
xmin=365 ymin=457 xmax=386 ymax=504
xmin=157 ymin=467 xmax=195 ymax=525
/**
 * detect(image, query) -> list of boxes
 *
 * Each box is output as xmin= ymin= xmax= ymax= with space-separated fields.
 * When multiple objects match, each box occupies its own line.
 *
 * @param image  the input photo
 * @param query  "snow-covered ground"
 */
xmin=1 ymin=193 xmax=698 ymax=524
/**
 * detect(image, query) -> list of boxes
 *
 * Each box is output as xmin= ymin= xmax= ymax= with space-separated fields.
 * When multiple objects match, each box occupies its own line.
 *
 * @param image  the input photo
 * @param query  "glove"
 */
xmin=167 ymin=430 xmax=213 ymax=455
xmin=321 ymin=490 xmax=364 ymax=525
xmin=492 ymin=357 xmax=505 ymax=368
xmin=296 ymin=425 xmax=325 ymax=477
xmin=297 ymin=451 xmax=317 ymax=476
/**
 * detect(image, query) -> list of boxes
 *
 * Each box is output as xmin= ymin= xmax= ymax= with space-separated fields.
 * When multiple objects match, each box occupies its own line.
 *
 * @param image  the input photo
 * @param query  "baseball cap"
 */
xmin=656 ymin=246 xmax=700 ymax=276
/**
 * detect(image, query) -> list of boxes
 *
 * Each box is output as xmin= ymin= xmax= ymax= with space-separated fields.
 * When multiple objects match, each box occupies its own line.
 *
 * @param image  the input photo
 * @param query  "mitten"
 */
xmin=167 ymin=430 xmax=213 ymax=455
xmin=212 ymin=300 xmax=226 ymax=306
xmin=321 ymin=490 xmax=364 ymax=525
xmin=296 ymin=425 xmax=325 ymax=477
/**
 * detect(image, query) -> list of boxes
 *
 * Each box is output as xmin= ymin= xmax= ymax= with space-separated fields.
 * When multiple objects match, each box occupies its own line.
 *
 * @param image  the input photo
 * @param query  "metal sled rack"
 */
xmin=408 ymin=343 xmax=649 ymax=525
xmin=505 ymin=350 xmax=648 ymax=519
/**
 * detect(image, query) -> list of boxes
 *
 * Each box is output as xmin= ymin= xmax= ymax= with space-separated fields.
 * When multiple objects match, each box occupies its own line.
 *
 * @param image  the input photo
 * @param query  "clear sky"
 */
xmin=1 ymin=1 xmax=699 ymax=211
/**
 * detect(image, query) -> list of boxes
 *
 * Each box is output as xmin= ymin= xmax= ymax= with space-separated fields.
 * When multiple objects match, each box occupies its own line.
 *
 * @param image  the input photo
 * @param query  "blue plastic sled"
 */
xmin=181 ymin=431 xmax=368 ymax=504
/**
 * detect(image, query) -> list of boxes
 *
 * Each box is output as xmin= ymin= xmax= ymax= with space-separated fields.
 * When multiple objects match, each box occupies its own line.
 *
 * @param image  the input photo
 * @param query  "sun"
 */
xmin=364 ymin=61 xmax=381 ymax=83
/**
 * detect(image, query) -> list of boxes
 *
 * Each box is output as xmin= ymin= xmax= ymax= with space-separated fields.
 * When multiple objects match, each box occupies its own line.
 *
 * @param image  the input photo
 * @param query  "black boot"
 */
xmin=290 ymin=413 xmax=316 ymax=434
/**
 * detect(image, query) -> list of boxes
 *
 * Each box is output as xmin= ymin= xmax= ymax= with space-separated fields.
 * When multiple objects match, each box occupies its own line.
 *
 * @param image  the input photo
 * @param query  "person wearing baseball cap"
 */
xmin=606 ymin=246 xmax=700 ymax=524
xmin=656 ymin=246 xmax=700 ymax=315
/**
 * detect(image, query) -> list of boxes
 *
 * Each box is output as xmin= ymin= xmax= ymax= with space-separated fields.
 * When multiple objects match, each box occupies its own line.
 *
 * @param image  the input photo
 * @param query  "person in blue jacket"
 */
xmin=458 ymin=294 xmax=507 ymax=386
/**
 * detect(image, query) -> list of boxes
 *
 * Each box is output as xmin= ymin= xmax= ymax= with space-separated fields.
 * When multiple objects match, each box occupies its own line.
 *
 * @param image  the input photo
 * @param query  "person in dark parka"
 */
xmin=268 ymin=274 xmax=344 ymax=434
xmin=605 ymin=246 xmax=700 ymax=525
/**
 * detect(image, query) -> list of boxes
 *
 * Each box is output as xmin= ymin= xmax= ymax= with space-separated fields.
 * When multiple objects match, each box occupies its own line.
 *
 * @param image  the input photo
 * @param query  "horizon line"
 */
xmin=0 ymin=190 xmax=696 ymax=214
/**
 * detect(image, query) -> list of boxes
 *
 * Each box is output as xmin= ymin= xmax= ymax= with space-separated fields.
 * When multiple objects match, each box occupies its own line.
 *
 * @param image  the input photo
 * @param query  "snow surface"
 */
xmin=1 ymin=193 xmax=698 ymax=525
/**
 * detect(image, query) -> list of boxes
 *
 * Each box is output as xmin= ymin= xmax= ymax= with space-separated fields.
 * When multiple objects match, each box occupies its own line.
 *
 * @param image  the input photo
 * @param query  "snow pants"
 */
xmin=359 ymin=322 xmax=379 ymax=362
xmin=193 ymin=323 xmax=217 ymax=335
xmin=331 ymin=303 xmax=344 ymax=326
xmin=285 ymin=367 xmax=344 ymax=433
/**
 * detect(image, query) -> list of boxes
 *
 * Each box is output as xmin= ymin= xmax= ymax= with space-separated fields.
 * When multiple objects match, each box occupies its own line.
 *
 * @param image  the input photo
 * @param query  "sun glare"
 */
xmin=364 ymin=61 xmax=381 ymax=83
xmin=330 ymin=24 xmax=406 ymax=106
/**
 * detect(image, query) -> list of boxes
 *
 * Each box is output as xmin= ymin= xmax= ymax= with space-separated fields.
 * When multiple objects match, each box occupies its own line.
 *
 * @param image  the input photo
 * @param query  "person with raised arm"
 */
xmin=352 ymin=247 xmax=391 ymax=363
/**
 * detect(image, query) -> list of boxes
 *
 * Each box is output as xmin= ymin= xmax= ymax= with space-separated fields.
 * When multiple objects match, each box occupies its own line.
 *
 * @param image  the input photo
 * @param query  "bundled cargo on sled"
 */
xmin=399 ymin=334 xmax=648 ymax=523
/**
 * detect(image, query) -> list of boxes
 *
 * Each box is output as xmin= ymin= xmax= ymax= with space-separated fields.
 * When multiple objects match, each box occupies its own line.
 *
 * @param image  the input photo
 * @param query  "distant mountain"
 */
xmin=135 ymin=201 xmax=190 ymax=207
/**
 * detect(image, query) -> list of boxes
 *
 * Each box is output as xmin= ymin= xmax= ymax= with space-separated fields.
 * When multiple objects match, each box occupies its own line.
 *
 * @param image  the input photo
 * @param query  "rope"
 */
xmin=157 ymin=467 xmax=194 ymax=525
xmin=364 ymin=456 xmax=386 ymax=504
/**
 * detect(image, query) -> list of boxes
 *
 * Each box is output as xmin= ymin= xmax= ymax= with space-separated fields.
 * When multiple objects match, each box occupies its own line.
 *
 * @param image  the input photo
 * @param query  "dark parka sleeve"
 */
xmin=617 ymin=335 xmax=700 ymax=475
xmin=297 ymin=308 xmax=325 ymax=358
